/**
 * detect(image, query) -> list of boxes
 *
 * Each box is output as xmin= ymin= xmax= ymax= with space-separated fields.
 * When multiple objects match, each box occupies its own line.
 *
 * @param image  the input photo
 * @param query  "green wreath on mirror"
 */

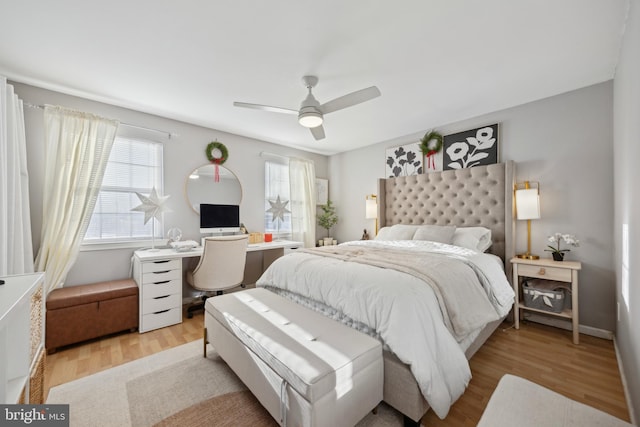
xmin=419 ymin=130 xmax=444 ymax=156
xmin=206 ymin=140 xmax=229 ymax=164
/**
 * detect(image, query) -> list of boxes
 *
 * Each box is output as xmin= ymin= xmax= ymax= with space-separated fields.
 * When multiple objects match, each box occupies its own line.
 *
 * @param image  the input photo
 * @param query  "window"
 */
xmin=264 ymin=160 xmax=291 ymax=238
xmin=84 ymin=136 xmax=163 ymax=243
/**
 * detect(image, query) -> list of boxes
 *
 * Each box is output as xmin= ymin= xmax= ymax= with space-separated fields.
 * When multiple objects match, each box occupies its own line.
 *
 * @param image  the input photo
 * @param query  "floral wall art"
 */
xmin=385 ymin=142 xmax=423 ymax=177
xmin=315 ymin=178 xmax=328 ymax=205
xmin=443 ymin=124 xmax=499 ymax=170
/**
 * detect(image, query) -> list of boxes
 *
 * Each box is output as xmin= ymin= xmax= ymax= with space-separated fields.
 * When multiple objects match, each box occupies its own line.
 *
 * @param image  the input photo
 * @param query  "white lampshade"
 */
xmin=515 ymin=188 xmax=540 ymax=220
xmin=365 ymin=198 xmax=377 ymax=219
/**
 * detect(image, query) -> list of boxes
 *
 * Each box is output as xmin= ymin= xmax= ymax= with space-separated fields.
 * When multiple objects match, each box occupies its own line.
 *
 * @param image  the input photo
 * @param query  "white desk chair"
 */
xmin=185 ymin=235 xmax=249 ymax=318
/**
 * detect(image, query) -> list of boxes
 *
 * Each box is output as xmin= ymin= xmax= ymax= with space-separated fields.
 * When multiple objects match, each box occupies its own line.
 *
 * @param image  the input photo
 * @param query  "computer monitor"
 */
xmin=200 ymin=204 xmax=240 ymax=234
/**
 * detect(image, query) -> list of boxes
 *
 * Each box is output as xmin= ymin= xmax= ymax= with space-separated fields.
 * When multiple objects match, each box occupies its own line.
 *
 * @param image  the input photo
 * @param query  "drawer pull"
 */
xmin=538 ymin=268 xmax=546 ymax=275
xmin=153 ymin=270 xmax=170 ymax=275
xmin=154 ymin=295 xmax=170 ymax=300
xmin=153 ymin=280 xmax=171 ymax=285
xmin=153 ymin=309 xmax=170 ymax=314
xmin=153 ymin=260 xmax=170 ymax=264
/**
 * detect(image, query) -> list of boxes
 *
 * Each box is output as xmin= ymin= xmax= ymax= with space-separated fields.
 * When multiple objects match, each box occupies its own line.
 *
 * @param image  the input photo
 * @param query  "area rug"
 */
xmin=46 ymin=340 xmax=403 ymax=426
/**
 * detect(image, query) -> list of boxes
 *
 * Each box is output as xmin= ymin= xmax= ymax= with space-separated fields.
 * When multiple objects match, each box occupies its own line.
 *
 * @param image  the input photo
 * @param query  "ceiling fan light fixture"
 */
xmin=234 ymin=76 xmax=380 ymax=139
xmin=298 ymin=110 xmax=323 ymax=128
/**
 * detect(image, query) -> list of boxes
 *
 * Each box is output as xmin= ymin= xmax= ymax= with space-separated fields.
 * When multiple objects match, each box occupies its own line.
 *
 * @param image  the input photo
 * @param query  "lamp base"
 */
xmin=516 ymin=253 xmax=539 ymax=260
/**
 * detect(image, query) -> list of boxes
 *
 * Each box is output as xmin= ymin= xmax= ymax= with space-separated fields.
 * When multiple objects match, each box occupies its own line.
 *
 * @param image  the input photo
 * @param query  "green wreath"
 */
xmin=419 ymin=130 xmax=443 ymax=156
xmin=206 ymin=141 xmax=229 ymax=164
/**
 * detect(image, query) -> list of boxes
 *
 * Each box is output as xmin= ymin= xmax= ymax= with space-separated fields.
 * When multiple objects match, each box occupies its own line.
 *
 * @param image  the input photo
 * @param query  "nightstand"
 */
xmin=510 ymin=257 xmax=582 ymax=344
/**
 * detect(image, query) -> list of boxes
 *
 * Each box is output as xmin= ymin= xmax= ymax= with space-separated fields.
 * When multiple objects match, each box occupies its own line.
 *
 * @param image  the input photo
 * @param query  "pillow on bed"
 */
xmin=375 ymin=224 xmax=420 ymax=240
xmin=413 ymin=225 xmax=456 ymax=244
xmin=452 ymin=227 xmax=492 ymax=252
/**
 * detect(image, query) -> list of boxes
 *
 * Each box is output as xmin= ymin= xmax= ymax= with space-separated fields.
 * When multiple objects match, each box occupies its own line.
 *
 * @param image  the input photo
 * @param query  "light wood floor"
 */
xmin=44 ymin=310 xmax=630 ymax=425
xmin=422 ymin=322 xmax=630 ymax=425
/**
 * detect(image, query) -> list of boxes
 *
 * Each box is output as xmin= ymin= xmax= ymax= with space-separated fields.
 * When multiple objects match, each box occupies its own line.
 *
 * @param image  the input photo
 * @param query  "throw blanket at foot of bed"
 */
xmin=300 ymin=244 xmax=500 ymax=340
xmin=205 ymin=288 xmax=384 ymax=427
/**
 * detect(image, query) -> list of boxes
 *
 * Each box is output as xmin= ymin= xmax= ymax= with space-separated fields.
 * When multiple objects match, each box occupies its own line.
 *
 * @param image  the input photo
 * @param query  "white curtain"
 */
xmin=34 ymin=105 xmax=118 ymax=293
xmin=0 ymin=77 xmax=34 ymax=276
xmin=289 ymin=157 xmax=316 ymax=248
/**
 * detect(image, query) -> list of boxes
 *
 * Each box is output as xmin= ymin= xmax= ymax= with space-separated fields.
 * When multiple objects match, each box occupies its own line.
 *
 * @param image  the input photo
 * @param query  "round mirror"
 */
xmin=185 ymin=164 xmax=243 ymax=214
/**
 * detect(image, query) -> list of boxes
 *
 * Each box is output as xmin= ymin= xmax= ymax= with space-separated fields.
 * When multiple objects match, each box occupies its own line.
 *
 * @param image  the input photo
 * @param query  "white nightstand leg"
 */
xmin=512 ymin=264 xmax=520 ymax=329
xmin=572 ymin=271 xmax=579 ymax=344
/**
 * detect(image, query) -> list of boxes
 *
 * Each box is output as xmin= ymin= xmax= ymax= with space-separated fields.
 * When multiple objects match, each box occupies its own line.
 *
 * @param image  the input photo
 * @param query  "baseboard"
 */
xmin=614 ymin=336 xmax=638 ymax=425
xmin=522 ymin=313 xmax=614 ymax=340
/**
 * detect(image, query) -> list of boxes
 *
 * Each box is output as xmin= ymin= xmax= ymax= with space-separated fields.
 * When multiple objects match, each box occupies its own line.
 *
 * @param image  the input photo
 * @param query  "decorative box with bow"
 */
xmin=522 ymin=279 xmax=571 ymax=313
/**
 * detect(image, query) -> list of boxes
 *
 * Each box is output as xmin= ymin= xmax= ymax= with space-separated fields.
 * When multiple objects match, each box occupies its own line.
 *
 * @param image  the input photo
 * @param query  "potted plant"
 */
xmin=545 ymin=233 xmax=580 ymax=261
xmin=317 ymin=199 xmax=338 ymax=245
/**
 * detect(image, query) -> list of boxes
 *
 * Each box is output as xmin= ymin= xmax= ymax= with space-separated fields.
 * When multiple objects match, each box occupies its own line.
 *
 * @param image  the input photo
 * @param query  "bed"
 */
xmin=256 ymin=161 xmax=516 ymax=424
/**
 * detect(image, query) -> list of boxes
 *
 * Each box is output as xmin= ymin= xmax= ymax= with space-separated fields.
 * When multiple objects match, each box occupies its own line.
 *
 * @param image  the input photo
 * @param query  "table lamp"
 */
xmin=365 ymin=194 xmax=378 ymax=235
xmin=515 ymin=181 xmax=540 ymax=259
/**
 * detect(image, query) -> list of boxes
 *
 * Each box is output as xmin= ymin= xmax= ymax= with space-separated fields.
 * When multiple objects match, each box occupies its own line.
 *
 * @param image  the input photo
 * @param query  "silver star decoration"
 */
xmin=131 ymin=187 xmax=171 ymax=224
xmin=266 ymin=195 xmax=291 ymax=225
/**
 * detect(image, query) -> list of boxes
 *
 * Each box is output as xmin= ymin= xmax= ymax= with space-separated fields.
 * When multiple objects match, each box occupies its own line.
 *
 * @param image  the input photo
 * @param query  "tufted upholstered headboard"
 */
xmin=377 ymin=161 xmax=515 ymax=268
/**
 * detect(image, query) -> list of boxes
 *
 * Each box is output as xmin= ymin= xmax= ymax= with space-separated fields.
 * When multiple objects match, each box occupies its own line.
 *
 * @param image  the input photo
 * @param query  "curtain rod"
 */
xmin=260 ymin=151 xmax=289 ymax=160
xmin=23 ymin=102 xmax=176 ymax=139
xmin=260 ymin=151 xmax=315 ymax=163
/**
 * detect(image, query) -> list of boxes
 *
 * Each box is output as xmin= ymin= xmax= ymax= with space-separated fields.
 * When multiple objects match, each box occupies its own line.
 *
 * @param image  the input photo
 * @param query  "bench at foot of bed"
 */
xmin=204 ymin=288 xmax=383 ymax=427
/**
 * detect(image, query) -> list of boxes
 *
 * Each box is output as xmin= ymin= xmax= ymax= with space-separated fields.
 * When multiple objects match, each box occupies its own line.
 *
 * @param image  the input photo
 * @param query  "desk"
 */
xmin=132 ymin=240 xmax=302 ymax=332
xmin=134 ymin=239 xmax=301 ymax=260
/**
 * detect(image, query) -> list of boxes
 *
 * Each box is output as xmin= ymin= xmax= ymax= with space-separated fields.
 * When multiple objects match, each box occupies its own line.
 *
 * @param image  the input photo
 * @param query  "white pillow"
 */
xmin=413 ymin=225 xmax=456 ymax=244
xmin=375 ymin=224 xmax=420 ymax=241
xmin=374 ymin=227 xmax=394 ymax=240
xmin=452 ymin=227 xmax=492 ymax=252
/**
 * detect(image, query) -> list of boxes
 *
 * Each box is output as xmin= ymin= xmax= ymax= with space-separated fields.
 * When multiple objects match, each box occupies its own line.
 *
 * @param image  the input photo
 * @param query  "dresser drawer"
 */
xmin=518 ymin=264 xmax=572 ymax=282
xmin=141 ymin=307 xmax=182 ymax=332
xmin=142 ymin=269 xmax=181 ymax=284
xmin=143 ymin=279 xmax=181 ymax=299
xmin=142 ymin=259 xmax=181 ymax=273
xmin=142 ymin=293 xmax=182 ymax=315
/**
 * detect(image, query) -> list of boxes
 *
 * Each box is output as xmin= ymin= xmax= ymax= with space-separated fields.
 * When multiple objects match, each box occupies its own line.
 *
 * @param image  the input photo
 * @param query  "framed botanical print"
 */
xmin=385 ymin=142 xmax=423 ymax=178
xmin=315 ymin=178 xmax=328 ymax=205
xmin=443 ymin=124 xmax=499 ymax=170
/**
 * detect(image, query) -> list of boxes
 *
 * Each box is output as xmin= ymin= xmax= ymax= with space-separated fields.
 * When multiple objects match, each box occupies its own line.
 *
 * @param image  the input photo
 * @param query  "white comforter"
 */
xmin=256 ymin=240 xmax=514 ymax=418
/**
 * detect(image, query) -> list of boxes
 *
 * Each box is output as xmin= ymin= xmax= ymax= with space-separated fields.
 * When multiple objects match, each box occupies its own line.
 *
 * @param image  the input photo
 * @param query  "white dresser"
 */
xmin=0 ymin=273 xmax=45 ymax=404
xmin=132 ymin=255 xmax=183 ymax=333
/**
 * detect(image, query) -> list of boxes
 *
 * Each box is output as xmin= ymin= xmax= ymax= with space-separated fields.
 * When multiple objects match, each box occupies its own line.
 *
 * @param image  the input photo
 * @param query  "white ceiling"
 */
xmin=0 ymin=0 xmax=629 ymax=155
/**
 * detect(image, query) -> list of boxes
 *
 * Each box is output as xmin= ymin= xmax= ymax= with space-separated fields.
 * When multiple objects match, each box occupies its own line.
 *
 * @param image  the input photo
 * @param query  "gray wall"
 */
xmin=613 ymin=0 xmax=640 ymax=421
xmin=329 ymin=81 xmax=616 ymax=333
xmin=13 ymin=82 xmax=328 ymax=286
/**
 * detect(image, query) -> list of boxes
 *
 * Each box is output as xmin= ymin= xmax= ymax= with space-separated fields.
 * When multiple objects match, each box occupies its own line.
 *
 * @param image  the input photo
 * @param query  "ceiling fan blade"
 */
xmin=233 ymin=102 xmax=298 ymax=115
xmin=320 ymin=86 xmax=381 ymax=114
xmin=310 ymin=125 xmax=325 ymax=140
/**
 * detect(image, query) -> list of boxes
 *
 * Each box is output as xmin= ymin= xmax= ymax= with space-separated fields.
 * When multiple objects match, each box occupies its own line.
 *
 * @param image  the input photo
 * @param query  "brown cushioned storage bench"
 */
xmin=46 ymin=279 xmax=138 ymax=353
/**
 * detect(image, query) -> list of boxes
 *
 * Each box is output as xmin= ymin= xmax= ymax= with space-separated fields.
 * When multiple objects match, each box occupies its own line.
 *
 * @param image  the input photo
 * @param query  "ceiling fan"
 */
xmin=233 ymin=76 xmax=381 ymax=141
